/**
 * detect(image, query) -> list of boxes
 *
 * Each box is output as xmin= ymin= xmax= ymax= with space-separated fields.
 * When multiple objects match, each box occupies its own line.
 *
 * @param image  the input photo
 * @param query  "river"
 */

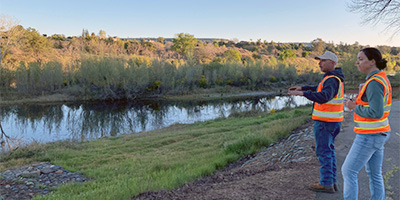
xmin=0 ymin=95 xmax=311 ymax=147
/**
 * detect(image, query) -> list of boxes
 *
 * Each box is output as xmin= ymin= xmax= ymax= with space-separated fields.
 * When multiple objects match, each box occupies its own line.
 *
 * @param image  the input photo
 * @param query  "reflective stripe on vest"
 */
xmin=312 ymin=110 xmax=344 ymax=119
xmin=312 ymin=75 xmax=344 ymax=122
xmin=355 ymin=118 xmax=389 ymax=129
xmin=354 ymin=71 xmax=392 ymax=134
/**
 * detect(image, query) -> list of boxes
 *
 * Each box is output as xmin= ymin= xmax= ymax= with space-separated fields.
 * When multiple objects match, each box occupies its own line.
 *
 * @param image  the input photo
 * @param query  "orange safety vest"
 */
xmin=312 ymin=75 xmax=344 ymax=122
xmin=354 ymin=71 xmax=392 ymax=134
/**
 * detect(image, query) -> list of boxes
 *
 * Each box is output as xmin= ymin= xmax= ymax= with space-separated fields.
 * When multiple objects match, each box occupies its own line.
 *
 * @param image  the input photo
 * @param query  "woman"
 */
xmin=342 ymin=47 xmax=392 ymax=200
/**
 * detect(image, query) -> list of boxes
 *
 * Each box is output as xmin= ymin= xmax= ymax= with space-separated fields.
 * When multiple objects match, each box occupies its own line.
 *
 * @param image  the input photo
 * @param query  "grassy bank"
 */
xmin=0 ymin=106 xmax=311 ymax=200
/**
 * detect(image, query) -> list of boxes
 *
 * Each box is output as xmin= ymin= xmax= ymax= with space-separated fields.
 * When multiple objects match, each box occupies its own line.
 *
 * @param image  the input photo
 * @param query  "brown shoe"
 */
xmin=308 ymin=182 xmax=335 ymax=193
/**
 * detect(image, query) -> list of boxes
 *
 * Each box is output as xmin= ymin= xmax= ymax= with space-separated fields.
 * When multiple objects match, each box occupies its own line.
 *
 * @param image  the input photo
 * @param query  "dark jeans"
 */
xmin=313 ymin=120 xmax=341 ymax=186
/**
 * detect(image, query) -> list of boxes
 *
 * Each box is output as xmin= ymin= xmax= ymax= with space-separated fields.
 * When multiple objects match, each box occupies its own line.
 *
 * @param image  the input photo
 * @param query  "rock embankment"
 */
xmin=240 ymin=125 xmax=315 ymax=169
xmin=0 ymin=162 xmax=89 ymax=199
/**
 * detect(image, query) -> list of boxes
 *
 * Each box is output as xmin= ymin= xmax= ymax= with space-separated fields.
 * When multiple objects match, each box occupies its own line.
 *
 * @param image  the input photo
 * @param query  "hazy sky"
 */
xmin=1 ymin=0 xmax=399 ymax=47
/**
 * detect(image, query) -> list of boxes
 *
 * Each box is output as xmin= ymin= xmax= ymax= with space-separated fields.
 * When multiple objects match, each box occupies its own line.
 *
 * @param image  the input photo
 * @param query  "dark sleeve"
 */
xmin=301 ymin=85 xmax=318 ymax=91
xmin=303 ymin=78 xmax=339 ymax=104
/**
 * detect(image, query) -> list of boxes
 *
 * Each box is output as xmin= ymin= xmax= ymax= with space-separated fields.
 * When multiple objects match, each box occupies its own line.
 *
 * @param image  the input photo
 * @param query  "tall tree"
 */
xmin=98 ymin=29 xmax=106 ymax=39
xmin=82 ymin=29 xmax=89 ymax=38
xmin=311 ymin=38 xmax=325 ymax=54
xmin=349 ymin=0 xmax=400 ymax=37
xmin=0 ymin=15 xmax=23 ymax=67
xmin=171 ymin=33 xmax=197 ymax=57
xmin=24 ymin=27 xmax=52 ymax=55
xmin=157 ymin=37 xmax=165 ymax=44
xmin=0 ymin=16 xmax=24 ymax=88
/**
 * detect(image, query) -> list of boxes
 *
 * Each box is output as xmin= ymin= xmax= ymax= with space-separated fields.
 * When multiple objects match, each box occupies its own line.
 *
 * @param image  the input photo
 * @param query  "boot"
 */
xmin=308 ymin=182 xmax=335 ymax=193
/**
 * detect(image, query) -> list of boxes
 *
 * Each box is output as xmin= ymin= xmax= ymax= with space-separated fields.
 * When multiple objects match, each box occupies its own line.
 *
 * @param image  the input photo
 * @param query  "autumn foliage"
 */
xmin=1 ymin=26 xmax=399 ymax=100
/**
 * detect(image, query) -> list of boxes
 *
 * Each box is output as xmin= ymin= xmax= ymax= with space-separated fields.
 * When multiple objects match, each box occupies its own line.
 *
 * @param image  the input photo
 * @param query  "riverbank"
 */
xmin=0 ymin=87 xmax=283 ymax=106
xmin=1 ymin=83 xmax=398 ymax=106
xmin=0 ymin=106 xmax=311 ymax=199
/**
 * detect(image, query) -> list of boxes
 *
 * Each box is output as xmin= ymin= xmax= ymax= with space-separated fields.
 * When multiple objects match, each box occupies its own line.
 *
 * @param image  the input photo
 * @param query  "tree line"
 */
xmin=1 ymin=22 xmax=399 ymax=101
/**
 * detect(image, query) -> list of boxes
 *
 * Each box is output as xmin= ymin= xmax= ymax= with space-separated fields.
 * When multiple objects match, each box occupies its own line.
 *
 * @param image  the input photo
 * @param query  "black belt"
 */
xmin=381 ymin=133 xmax=387 ymax=136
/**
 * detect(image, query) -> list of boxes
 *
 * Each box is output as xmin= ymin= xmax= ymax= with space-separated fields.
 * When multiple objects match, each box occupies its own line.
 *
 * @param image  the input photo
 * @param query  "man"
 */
xmin=288 ymin=51 xmax=344 ymax=193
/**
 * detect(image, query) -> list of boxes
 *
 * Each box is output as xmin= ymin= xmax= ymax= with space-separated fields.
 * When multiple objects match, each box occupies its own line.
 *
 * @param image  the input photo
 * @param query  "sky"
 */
xmin=1 ymin=0 xmax=399 ymax=47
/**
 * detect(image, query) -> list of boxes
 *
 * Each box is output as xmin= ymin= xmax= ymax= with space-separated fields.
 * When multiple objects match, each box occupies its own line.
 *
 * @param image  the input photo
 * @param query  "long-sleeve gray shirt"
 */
xmin=355 ymin=70 xmax=386 ymax=119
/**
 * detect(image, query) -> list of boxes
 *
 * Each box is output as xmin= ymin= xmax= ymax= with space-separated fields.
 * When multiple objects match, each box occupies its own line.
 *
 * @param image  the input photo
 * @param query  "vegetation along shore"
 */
xmin=1 ymin=24 xmax=399 ymax=103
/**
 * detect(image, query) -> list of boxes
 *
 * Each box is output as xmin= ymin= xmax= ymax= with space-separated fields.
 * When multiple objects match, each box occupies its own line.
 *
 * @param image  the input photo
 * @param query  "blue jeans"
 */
xmin=342 ymin=132 xmax=390 ymax=200
xmin=314 ymin=120 xmax=341 ymax=187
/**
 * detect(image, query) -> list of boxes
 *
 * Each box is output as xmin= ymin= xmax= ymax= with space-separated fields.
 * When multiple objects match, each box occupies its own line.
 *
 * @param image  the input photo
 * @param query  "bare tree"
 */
xmin=0 ymin=15 xmax=22 ymax=65
xmin=1 ymin=123 xmax=16 ymax=152
xmin=348 ymin=0 xmax=400 ymax=38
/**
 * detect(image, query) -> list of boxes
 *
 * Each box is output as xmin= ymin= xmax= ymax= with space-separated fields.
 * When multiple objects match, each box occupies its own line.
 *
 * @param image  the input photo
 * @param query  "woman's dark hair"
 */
xmin=360 ymin=48 xmax=387 ymax=70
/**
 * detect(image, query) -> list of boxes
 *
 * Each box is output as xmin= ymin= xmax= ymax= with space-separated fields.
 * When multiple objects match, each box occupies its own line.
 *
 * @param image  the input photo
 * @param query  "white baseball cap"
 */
xmin=315 ymin=51 xmax=338 ymax=64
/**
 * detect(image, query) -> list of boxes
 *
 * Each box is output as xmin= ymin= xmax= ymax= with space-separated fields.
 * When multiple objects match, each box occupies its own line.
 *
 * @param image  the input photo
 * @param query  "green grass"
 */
xmin=0 ymin=106 xmax=311 ymax=200
xmin=384 ymin=158 xmax=400 ymax=200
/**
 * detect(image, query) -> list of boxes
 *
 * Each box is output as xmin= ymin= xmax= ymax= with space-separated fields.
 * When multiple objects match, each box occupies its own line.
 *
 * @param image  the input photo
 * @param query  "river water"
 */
xmin=0 ymin=95 xmax=311 ymax=147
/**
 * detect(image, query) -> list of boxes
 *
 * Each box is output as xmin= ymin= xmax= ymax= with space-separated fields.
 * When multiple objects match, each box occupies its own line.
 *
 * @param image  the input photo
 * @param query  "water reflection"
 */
xmin=0 ymin=95 xmax=311 ymax=146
